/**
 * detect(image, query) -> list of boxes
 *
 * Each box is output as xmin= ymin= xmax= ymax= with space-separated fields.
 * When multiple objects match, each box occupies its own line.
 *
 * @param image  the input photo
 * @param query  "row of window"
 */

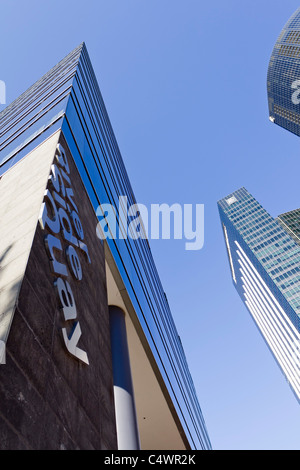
xmin=281 ymin=274 xmax=300 ymax=291
xmin=274 ymin=104 xmax=300 ymax=125
xmin=263 ymin=248 xmax=300 ymax=271
xmin=259 ymin=245 xmax=298 ymax=269
xmin=270 ymin=256 xmax=300 ymax=276
xmin=253 ymin=232 xmax=287 ymax=253
xmin=285 ymin=30 xmax=300 ymax=45
xmin=278 ymin=44 xmax=300 ymax=58
xmin=246 ymin=223 xmax=281 ymax=246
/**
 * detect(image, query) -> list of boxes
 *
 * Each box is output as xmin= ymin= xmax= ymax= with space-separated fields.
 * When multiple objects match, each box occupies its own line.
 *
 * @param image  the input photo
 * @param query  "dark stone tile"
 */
xmin=0 ymin=133 xmax=117 ymax=450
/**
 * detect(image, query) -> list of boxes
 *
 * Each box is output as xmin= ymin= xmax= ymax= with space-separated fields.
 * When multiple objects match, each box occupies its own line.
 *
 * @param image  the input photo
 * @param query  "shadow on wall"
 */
xmin=0 ymin=244 xmax=13 ymax=267
xmin=0 ymin=243 xmax=16 ymax=364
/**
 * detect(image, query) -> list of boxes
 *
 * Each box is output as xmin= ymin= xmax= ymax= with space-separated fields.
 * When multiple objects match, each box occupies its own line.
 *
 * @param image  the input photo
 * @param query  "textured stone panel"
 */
xmin=0 ymin=132 xmax=117 ymax=450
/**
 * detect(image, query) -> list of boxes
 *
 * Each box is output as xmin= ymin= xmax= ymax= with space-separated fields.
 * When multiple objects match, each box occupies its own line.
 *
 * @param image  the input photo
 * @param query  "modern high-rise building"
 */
xmin=267 ymin=7 xmax=300 ymax=136
xmin=218 ymin=187 xmax=300 ymax=403
xmin=0 ymin=43 xmax=211 ymax=450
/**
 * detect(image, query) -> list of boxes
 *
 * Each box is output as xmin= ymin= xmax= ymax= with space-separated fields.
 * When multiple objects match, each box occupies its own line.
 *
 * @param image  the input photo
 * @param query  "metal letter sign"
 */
xmin=39 ymin=143 xmax=91 ymax=365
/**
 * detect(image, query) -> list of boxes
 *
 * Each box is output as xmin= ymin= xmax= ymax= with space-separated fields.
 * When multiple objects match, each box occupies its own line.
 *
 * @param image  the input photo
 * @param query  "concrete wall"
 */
xmin=0 ymin=131 xmax=61 ymax=360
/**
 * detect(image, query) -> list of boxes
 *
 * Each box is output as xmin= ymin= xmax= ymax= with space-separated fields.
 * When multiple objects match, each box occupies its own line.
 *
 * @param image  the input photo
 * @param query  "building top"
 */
xmin=267 ymin=7 xmax=300 ymax=136
xmin=218 ymin=188 xmax=300 ymax=327
xmin=0 ymin=43 xmax=83 ymax=174
xmin=218 ymin=188 xmax=300 ymax=403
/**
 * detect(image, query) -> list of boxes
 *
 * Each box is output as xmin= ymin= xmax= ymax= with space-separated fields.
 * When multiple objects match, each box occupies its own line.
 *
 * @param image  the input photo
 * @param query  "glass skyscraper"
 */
xmin=267 ymin=7 xmax=300 ymax=136
xmin=0 ymin=43 xmax=211 ymax=450
xmin=218 ymin=188 xmax=300 ymax=403
xmin=277 ymin=209 xmax=300 ymax=246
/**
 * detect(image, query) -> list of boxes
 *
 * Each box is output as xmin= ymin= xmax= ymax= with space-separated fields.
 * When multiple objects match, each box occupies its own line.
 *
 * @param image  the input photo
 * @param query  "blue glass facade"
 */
xmin=218 ymin=188 xmax=300 ymax=403
xmin=277 ymin=209 xmax=300 ymax=246
xmin=0 ymin=44 xmax=211 ymax=450
xmin=267 ymin=7 xmax=300 ymax=136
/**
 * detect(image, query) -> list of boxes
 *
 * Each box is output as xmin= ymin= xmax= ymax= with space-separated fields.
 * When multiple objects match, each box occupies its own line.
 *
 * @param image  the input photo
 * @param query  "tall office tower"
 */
xmin=218 ymin=188 xmax=300 ymax=403
xmin=0 ymin=44 xmax=211 ymax=450
xmin=267 ymin=7 xmax=300 ymax=136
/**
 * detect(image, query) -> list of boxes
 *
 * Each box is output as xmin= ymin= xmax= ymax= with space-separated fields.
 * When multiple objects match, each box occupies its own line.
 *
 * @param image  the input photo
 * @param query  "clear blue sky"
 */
xmin=1 ymin=0 xmax=300 ymax=450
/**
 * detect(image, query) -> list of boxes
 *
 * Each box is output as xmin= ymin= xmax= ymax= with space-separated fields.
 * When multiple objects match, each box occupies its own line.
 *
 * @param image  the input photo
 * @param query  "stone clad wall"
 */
xmin=0 ymin=132 xmax=117 ymax=450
